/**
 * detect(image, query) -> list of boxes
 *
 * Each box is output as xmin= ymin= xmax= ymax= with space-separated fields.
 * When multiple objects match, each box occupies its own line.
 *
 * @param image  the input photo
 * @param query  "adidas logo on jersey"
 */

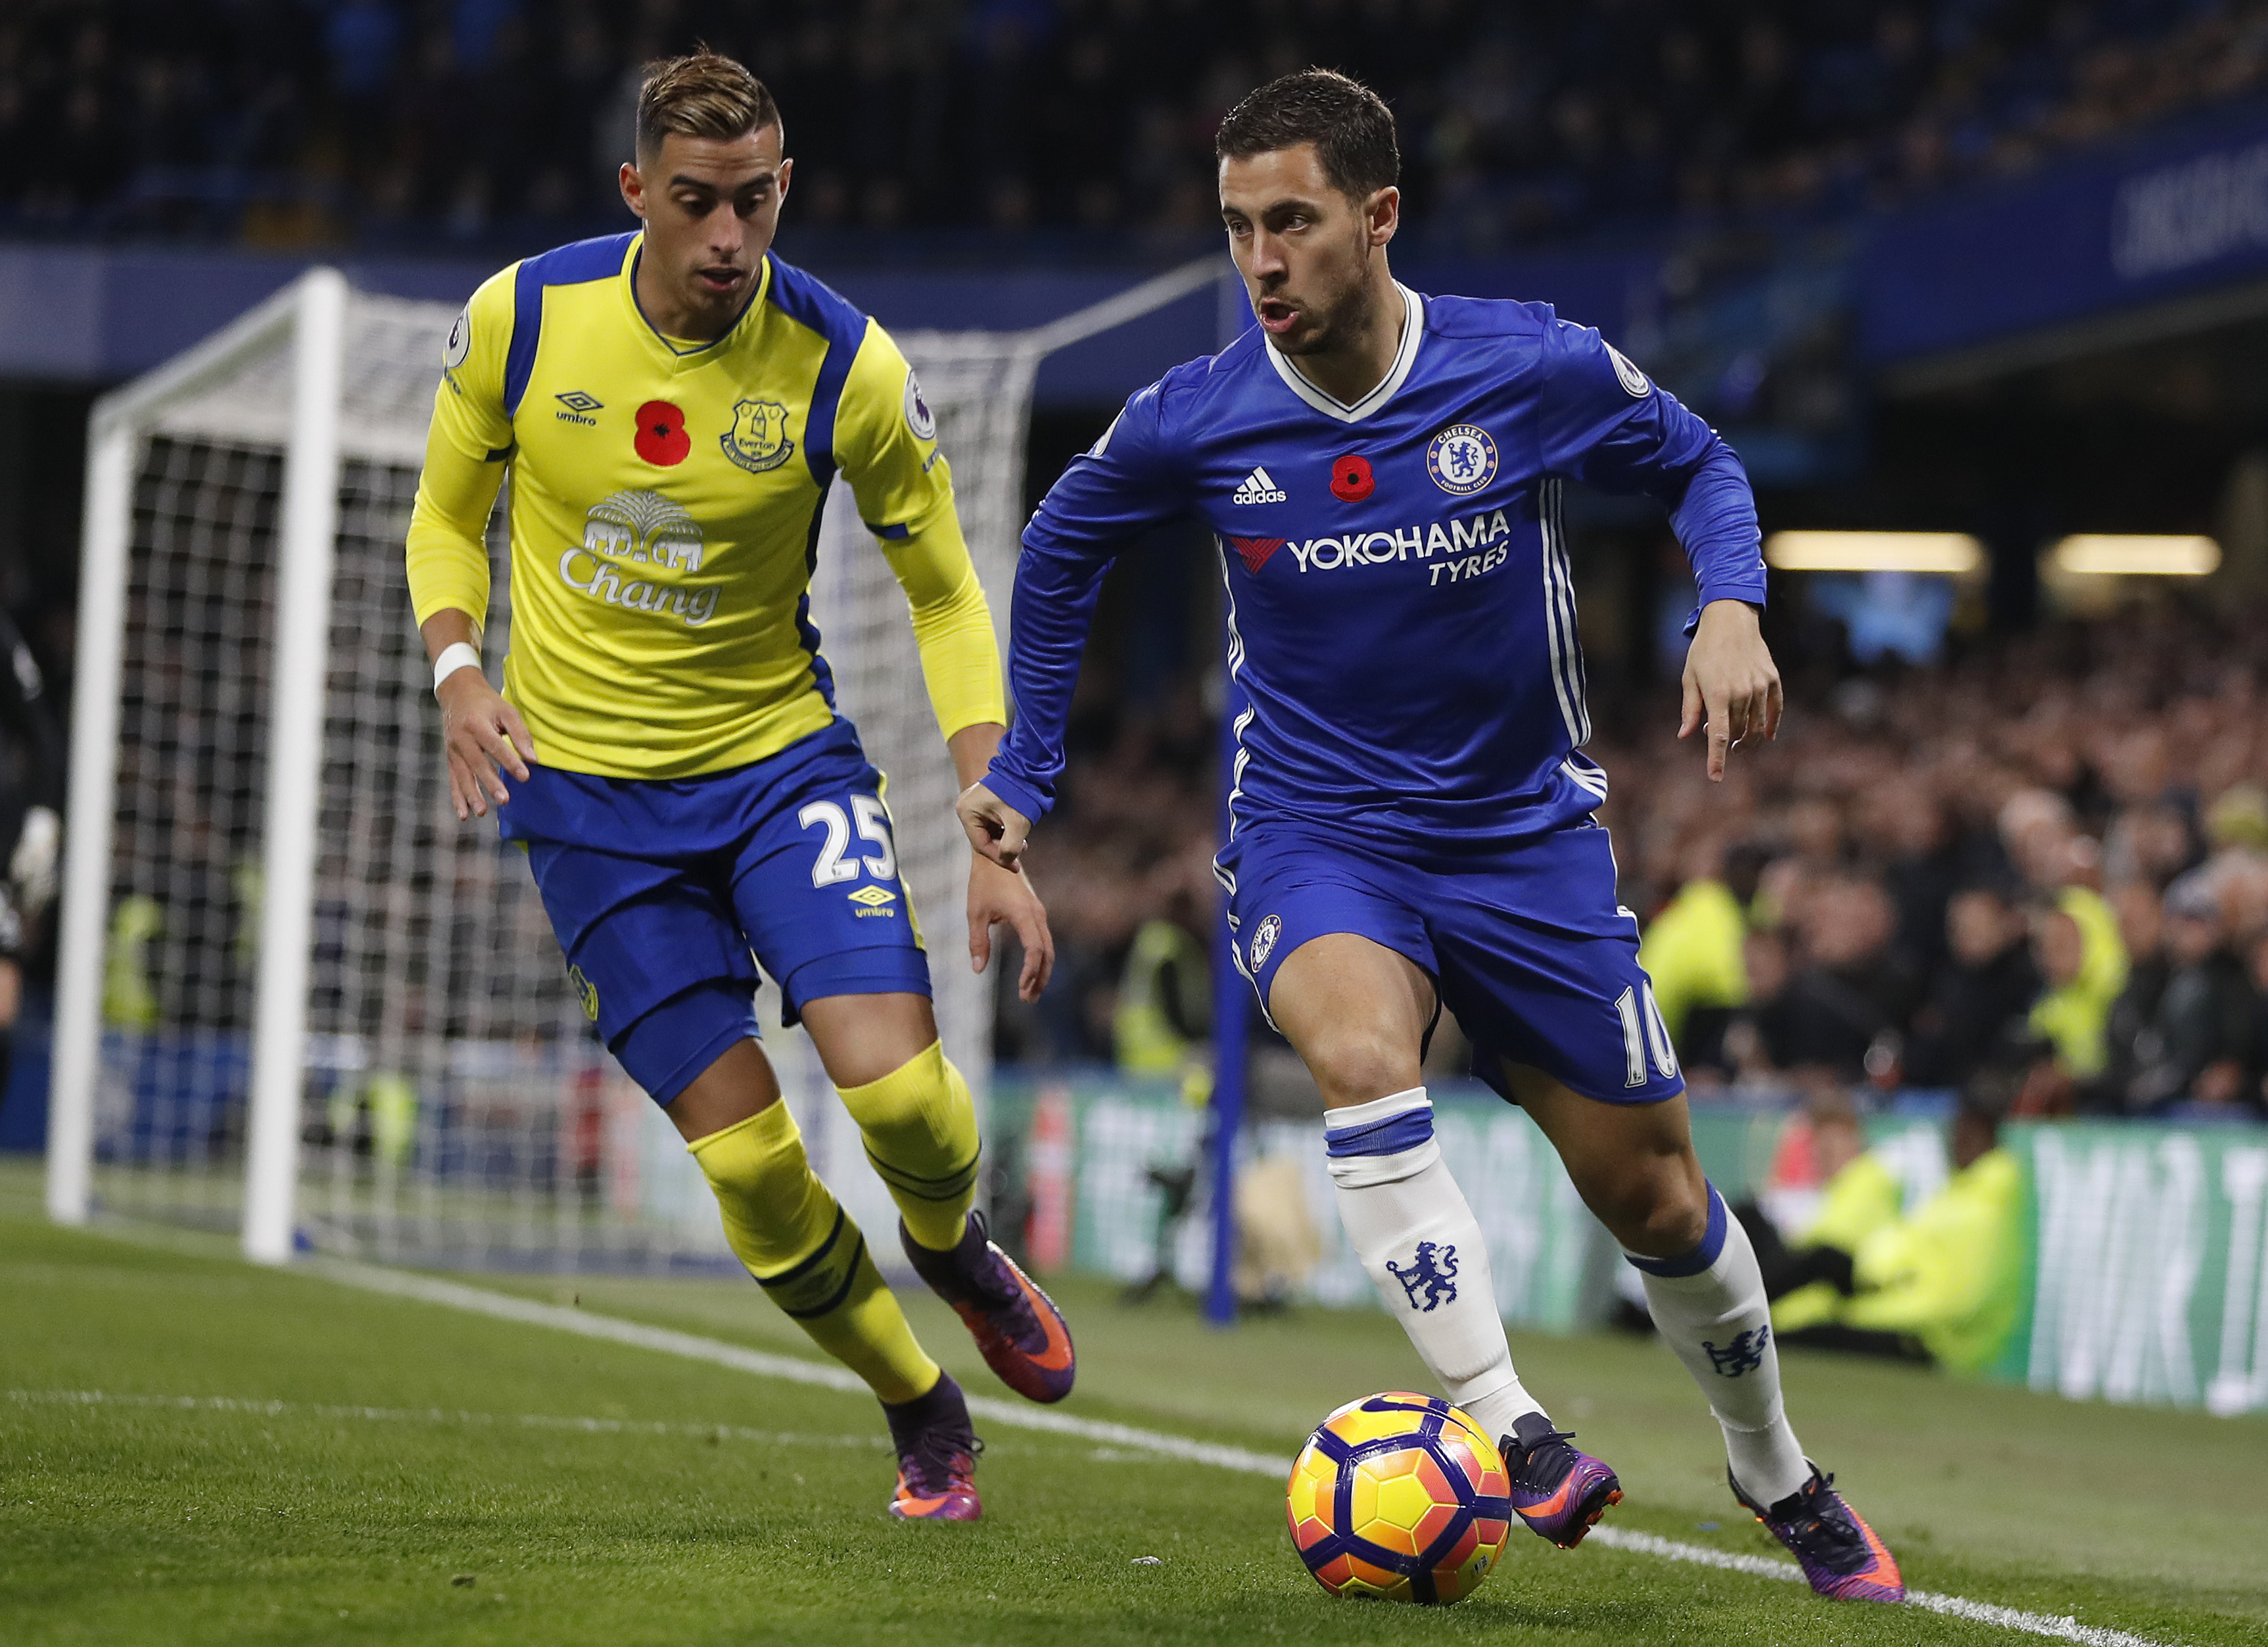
xmin=1232 ymin=465 xmax=1287 ymax=504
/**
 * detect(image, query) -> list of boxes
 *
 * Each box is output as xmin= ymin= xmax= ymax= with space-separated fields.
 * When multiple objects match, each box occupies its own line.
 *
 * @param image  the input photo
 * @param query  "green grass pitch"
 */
xmin=2 ymin=1160 xmax=2261 ymax=1646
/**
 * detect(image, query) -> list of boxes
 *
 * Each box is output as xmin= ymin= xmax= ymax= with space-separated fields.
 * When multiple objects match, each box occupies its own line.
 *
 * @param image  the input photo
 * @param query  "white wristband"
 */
xmin=433 ymin=642 xmax=483 ymax=697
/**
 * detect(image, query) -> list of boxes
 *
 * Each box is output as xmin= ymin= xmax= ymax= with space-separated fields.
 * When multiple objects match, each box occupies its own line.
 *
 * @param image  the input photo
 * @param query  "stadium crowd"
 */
xmin=1008 ymin=597 xmax=2268 ymax=1126
xmin=1607 ymin=600 xmax=2268 ymax=1120
xmin=4 ymin=0 xmax=2268 ymax=248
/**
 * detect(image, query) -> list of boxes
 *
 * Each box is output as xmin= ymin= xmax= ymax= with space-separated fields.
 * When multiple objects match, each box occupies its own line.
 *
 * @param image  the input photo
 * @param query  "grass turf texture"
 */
xmin=1 ymin=1161 xmax=2261 ymax=1646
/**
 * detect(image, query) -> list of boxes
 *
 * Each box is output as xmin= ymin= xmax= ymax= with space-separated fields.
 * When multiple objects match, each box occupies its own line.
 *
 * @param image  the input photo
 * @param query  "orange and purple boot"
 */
xmin=1731 ymin=1464 xmax=1906 ymax=1602
xmin=901 ymin=1210 xmax=1075 ymax=1404
xmin=884 ymin=1372 xmax=981 ymax=1522
xmin=1503 ymin=1412 xmax=1623 ymax=1548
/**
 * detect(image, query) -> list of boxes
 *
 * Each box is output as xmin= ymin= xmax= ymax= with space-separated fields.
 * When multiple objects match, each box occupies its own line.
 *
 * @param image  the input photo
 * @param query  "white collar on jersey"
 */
xmin=1262 ymin=282 xmax=1424 ymax=424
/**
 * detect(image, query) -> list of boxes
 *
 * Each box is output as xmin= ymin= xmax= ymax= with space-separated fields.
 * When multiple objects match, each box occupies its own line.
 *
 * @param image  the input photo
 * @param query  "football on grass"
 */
xmin=1286 ymin=1391 xmax=1513 ymax=1604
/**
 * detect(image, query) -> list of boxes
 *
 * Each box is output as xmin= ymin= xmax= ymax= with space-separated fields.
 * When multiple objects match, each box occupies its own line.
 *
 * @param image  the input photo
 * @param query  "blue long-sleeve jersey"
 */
xmin=987 ymin=286 xmax=1767 ymax=847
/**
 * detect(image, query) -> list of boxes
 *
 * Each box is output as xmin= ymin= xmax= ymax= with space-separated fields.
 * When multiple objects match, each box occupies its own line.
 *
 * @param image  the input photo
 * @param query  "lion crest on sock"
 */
xmin=1702 ymin=1324 xmax=1771 ymax=1376
xmin=1384 ymin=1241 xmax=1459 ymax=1312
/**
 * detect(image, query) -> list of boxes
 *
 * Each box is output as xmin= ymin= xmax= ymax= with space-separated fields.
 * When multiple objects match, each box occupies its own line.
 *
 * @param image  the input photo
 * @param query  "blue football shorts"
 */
xmin=1214 ymin=818 xmax=1684 ymax=1105
xmin=497 ymin=718 xmax=930 ymax=1105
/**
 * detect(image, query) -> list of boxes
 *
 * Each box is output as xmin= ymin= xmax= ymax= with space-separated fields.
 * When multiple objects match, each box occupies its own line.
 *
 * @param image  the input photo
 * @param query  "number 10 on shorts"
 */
xmin=1615 ymin=983 xmax=1678 ymax=1087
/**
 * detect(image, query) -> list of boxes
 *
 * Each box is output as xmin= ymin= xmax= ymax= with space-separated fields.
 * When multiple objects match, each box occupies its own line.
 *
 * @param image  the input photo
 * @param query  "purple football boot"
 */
xmin=1732 ymin=1464 xmax=1906 ymax=1602
xmin=901 ymin=1210 xmax=1075 ymax=1404
xmin=1502 ymin=1412 xmax=1624 ymax=1548
xmin=884 ymin=1372 xmax=981 ymax=1522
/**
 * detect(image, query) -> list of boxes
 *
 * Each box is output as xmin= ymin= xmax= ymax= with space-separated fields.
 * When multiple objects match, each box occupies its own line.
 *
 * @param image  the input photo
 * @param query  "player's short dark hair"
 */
xmin=636 ymin=49 xmax=780 ymax=157
xmin=1215 ymin=69 xmax=1400 ymax=201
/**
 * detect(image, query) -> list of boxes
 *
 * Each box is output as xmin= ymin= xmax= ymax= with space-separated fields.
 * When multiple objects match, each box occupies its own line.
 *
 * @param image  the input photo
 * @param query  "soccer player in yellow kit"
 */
xmin=404 ymin=52 xmax=1071 ymax=1521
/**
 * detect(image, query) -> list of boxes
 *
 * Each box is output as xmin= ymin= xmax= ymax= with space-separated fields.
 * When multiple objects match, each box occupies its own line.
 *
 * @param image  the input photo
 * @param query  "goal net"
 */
xmin=47 ymin=258 xmax=1221 ymax=1270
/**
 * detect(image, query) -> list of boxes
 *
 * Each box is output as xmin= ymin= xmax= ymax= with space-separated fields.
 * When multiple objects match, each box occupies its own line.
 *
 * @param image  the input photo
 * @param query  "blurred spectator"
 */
xmin=1739 ymin=1090 xmax=1903 ymax=1332
xmin=2127 ymin=870 xmax=2254 ymax=1114
xmin=1903 ymin=882 xmax=2037 ymax=1088
xmin=1770 ymin=874 xmax=1918 ymax=1082
xmin=1636 ymin=833 xmax=1760 ymax=1059
xmin=2092 ymin=879 xmax=2173 ymax=1112
xmin=1114 ymin=914 xmax=1208 ymax=1077
xmin=2025 ymin=896 xmax=2127 ymax=1087
xmin=1834 ymin=1091 xmax=2027 ymax=1374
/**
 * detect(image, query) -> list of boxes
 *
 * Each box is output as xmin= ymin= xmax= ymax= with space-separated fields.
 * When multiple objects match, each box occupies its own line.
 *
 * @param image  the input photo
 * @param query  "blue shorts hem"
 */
xmin=779 ymin=948 xmax=933 ymax=1024
xmin=1473 ymin=1053 xmax=1686 ymax=1107
xmin=615 ymin=978 xmax=762 ymax=1105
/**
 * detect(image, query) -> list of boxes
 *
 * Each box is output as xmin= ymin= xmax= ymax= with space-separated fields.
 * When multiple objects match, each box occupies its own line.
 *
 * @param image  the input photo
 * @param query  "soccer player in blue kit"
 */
xmin=959 ymin=71 xmax=1904 ymax=1602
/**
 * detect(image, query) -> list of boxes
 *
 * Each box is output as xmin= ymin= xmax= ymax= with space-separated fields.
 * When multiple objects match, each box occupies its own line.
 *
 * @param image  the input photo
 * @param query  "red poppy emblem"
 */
xmin=634 ymin=399 xmax=691 ymax=465
xmin=1330 ymin=452 xmax=1375 ymax=502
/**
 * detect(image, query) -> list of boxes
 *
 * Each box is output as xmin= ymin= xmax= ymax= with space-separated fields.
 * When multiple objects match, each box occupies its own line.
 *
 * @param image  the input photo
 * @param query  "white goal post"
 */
xmin=46 ymin=257 xmax=1224 ymax=1271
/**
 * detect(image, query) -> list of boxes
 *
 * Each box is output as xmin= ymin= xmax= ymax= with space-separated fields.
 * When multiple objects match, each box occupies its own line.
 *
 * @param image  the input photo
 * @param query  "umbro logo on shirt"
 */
xmin=555 ymin=390 xmax=603 ymax=427
xmin=1231 ymin=465 xmax=1287 ymax=504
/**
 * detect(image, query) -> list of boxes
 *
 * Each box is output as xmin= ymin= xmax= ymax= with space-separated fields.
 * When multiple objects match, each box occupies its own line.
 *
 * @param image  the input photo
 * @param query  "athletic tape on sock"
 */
xmin=1323 ymin=1087 xmax=1441 ymax=1189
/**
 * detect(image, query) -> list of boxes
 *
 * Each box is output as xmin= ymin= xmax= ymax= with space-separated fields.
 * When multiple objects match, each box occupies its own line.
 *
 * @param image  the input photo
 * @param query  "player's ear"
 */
xmin=1367 ymin=185 xmax=1400 ymax=249
xmin=776 ymin=155 xmax=792 ymax=204
xmin=619 ymin=158 xmax=646 ymax=220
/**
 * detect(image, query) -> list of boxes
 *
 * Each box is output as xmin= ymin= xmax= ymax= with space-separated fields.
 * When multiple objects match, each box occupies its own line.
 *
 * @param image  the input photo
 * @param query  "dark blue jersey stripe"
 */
xmin=763 ymin=254 xmax=867 ymax=490
xmin=504 ymin=232 xmax=636 ymax=416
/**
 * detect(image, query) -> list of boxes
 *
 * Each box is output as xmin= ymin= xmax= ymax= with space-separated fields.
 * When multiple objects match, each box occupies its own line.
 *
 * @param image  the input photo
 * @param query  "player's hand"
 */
xmin=968 ymin=851 xmax=1054 ymax=1002
xmin=438 ymin=670 xmax=536 ymax=820
xmin=1679 ymin=598 xmax=1782 ymax=783
xmin=9 ymin=804 xmax=59 ymax=917
xmin=957 ymin=780 xmax=1033 ymax=870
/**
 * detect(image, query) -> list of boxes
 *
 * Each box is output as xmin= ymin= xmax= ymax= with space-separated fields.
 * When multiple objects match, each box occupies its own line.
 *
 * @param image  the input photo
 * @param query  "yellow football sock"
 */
xmin=836 ymin=1040 xmax=980 ymax=1253
xmin=686 ymin=1102 xmax=939 ymax=1404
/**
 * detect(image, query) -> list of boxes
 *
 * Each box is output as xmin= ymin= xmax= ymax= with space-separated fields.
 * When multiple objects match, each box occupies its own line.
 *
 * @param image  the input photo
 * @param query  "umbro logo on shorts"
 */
xmin=1232 ymin=465 xmax=1287 ymax=505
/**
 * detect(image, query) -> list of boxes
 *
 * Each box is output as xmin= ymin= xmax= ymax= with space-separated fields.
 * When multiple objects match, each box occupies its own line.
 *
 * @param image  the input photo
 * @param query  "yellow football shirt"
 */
xmin=405 ymin=231 xmax=1003 ymax=778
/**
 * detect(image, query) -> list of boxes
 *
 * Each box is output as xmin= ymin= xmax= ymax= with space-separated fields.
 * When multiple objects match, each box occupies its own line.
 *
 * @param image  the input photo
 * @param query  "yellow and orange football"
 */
xmin=1286 ymin=1391 xmax=1513 ymax=1605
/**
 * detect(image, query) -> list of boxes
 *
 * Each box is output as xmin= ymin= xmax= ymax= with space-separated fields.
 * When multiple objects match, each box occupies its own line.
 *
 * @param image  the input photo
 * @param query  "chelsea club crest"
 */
xmin=1426 ymin=424 xmax=1498 ymax=495
xmin=720 ymin=398 xmax=795 ymax=474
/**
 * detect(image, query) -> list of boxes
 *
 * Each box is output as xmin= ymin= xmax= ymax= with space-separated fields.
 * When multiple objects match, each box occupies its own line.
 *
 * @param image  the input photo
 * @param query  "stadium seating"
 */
xmin=3 ymin=1 xmax=2264 ymax=249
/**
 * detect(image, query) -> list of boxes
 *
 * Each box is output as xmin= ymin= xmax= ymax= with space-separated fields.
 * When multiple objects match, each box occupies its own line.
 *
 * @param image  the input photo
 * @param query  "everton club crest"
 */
xmin=720 ymin=398 xmax=795 ymax=474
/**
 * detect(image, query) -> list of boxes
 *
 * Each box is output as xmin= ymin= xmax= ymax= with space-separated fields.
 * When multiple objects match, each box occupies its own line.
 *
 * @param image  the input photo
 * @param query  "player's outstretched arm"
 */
xmin=948 ymin=725 xmax=1052 ymax=1003
xmin=1678 ymin=598 xmax=1782 ymax=782
xmin=422 ymin=609 xmax=536 ymax=821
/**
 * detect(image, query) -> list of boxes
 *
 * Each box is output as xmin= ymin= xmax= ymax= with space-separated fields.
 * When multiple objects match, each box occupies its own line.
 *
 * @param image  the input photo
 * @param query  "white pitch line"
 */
xmin=308 ymin=1258 xmax=1290 ymax=1475
xmin=3 ymin=1387 xmax=887 ymax=1448
xmin=302 ymin=1257 xmax=2181 ymax=1647
xmin=1583 ymin=1529 xmax=2176 ymax=1647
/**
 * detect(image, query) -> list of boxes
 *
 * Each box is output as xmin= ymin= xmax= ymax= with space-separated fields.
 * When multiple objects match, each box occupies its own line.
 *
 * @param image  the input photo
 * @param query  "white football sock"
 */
xmin=1630 ymin=1185 xmax=1810 ymax=1506
xmin=1323 ymin=1088 xmax=1544 ymax=1444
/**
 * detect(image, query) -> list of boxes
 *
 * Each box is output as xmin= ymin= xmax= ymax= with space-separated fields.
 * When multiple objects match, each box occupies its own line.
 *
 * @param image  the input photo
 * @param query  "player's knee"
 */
xmin=1580 ymin=1160 xmax=1709 ymax=1258
xmin=687 ymin=1101 xmax=840 ymax=1276
xmin=838 ymin=1040 xmax=972 ymax=1138
xmin=1304 ymin=1027 xmax=1423 ymax=1109
xmin=839 ymin=1039 xmax=978 ymax=1176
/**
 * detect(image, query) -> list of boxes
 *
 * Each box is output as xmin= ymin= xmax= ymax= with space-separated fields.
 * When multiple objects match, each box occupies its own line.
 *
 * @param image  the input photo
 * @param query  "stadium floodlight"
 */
xmin=1761 ymin=531 xmax=1984 ymax=574
xmin=2046 ymin=534 xmax=2221 ymax=576
xmin=51 ymin=256 xmax=1228 ymax=1274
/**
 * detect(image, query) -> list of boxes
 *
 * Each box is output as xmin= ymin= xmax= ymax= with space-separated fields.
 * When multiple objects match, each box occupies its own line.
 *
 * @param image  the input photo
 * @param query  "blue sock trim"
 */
xmin=1624 ymin=1182 xmax=1728 ymax=1277
xmin=1323 ymin=1107 xmax=1434 ymax=1158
